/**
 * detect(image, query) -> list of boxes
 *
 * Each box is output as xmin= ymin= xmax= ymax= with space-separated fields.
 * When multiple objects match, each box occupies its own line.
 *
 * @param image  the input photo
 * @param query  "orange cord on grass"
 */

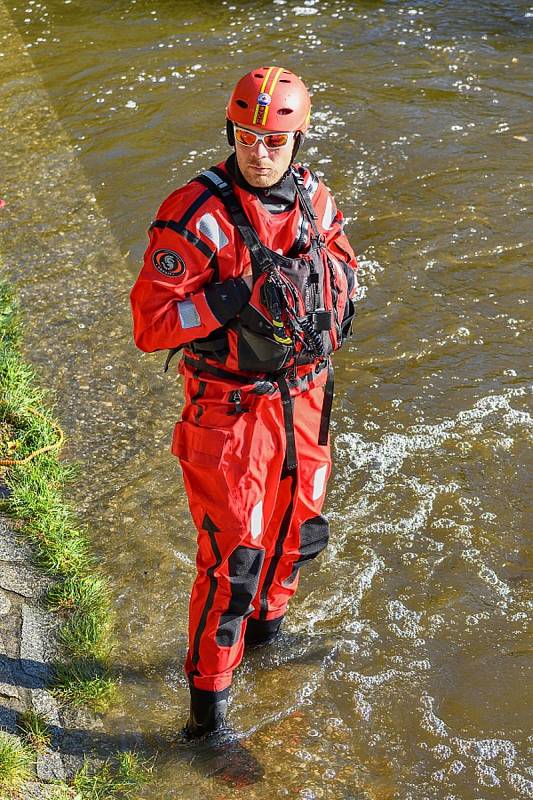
xmin=0 ymin=406 xmax=64 ymax=466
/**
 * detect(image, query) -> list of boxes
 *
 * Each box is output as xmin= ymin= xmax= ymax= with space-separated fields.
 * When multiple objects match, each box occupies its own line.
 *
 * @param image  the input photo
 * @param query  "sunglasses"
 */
xmin=234 ymin=125 xmax=293 ymax=149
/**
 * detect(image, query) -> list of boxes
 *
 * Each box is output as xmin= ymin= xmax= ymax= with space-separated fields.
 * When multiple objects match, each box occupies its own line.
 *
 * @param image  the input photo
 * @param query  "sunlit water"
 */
xmin=0 ymin=1 xmax=531 ymax=798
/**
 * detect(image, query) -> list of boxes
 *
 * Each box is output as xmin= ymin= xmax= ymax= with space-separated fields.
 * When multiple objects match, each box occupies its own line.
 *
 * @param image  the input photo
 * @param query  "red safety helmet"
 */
xmin=226 ymin=66 xmax=311 ymax=135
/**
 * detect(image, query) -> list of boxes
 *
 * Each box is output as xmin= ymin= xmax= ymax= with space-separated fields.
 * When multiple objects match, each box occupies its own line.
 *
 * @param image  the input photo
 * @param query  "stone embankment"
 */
xmin=0 ymin=516 xmax=103 ymax=798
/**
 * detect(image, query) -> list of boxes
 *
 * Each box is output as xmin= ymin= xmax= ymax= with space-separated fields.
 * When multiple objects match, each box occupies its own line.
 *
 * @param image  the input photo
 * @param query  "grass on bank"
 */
xmin=0 ymin=281 xmax=153 ymax=796
xmin=0 ymin=732 xmax=33 ymax=795
xmin=0 ymin=728 xmax=152 ymax=800
xmin=18 ymin=711 xmax=52 ymax=753
xmin=0 ymin=281 xmax=116 ymax=711
xmin=69 ymin=751 xmax=153 ymax=800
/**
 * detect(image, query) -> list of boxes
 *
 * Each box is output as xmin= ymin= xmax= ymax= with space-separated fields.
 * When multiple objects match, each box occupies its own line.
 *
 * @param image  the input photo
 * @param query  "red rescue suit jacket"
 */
xmin=130 ymin=159 xmax=358 ymax=377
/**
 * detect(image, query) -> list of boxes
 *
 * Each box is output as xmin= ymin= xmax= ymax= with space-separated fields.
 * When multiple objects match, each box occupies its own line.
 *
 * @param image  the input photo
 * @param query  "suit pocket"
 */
xmin=171 ymin=420 xmax=230 ymax=469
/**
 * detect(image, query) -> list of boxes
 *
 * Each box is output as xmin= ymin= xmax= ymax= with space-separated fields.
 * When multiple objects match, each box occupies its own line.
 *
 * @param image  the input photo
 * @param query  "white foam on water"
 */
xmin=353 ymin=690 xmax=372 ymax=721
xmin=461 ymin=548 xmax=511 ymax=602
xmin=387 ymin=599 xmax=424 ymax=639
xmin=419 ymin=693 xmax=528 ymax=793
xmin=295 ymin=547 xmax=384 ymax=631
xmin=336 ymin=388 xmax=531 ymax=500
xmin=293 ymin=5 xmax=318 ymax=15
xmin=508 ymin=772 xmax=533 ymax=797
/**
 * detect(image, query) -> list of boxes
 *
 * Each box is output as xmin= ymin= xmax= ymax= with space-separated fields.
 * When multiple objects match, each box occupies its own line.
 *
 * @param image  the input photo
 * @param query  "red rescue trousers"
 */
xmin=172 ymin=363 xmax=332 ymax=693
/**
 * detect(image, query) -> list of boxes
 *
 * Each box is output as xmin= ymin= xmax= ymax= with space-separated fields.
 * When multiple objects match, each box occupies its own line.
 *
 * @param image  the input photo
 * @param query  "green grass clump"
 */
xmin=0 ymin=731 xmax=34 ymax=794
xmin=53 ymin=661 xmax=118 ymax=714
xmin=0 ymin=279 xmax=118 ymax=711
xmin=0 ymin=283 xmax=21 ymax=347
xmin=58 ymin=609 xmax=113 ymax=662
xmin=18 ymin=710 xmax=52 ymax=753
xmin=70 ymin=752 xmax=152 ymax=800
xmin=47 ymin=575 xmax=110 ymax=615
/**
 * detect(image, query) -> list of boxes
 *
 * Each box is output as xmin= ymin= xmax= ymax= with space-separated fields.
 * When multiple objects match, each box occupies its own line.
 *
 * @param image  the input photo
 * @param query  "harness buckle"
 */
xmin=251 ymin=380 xmax=276 ymax=396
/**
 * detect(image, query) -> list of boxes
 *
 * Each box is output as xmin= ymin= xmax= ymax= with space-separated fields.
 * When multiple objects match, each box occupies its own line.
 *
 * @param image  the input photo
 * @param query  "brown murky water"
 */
xmin=0 ymin=1 xmax=531 ymax=798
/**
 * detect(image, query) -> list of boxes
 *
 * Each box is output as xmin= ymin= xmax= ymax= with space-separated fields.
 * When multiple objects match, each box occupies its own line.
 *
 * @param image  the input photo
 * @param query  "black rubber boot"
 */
xmin=183 ymin=686 xmax=229 ymax=740
xmin=182 ymin=685 xmax=264 ymax=787
xmin=244 ymin=615 xmax=285 ymax=648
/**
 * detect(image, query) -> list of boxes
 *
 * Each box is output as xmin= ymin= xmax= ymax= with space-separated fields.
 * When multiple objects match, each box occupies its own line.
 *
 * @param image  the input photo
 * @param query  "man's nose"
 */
xmin=252 ymin=139 xmax=269 ymax=157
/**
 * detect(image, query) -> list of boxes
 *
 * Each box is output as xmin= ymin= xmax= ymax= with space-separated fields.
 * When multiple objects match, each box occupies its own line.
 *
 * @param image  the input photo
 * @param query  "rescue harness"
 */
xmin=165 ymin=165 xmax=345 ymax=470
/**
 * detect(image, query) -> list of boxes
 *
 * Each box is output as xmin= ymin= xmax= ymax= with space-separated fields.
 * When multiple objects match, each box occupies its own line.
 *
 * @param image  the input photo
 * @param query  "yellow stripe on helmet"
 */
xmin=262 ymin=66 xmax=284 ymax=127
xmin=253 ymin=66 xmax=274 ymax=124
xmin=259 ymin=66 xmax=274 ymax=94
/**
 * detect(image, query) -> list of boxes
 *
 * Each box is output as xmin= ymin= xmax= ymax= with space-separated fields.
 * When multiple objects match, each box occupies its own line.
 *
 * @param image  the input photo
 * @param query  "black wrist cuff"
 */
xmin=204 ymin=278 xmax=251 ymax=325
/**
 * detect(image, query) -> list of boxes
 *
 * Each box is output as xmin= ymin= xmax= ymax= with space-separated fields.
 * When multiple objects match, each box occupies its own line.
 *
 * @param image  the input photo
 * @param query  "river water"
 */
xmin=0 ymin=1 xmax=531 ymax=798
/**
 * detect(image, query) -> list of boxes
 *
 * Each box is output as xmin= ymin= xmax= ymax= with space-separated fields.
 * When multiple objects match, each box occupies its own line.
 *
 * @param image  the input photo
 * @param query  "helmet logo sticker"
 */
xmin=152 ymin=249 xmax=186 ymax=277
xmin=257 ymin=92 xmax=271 ymax=106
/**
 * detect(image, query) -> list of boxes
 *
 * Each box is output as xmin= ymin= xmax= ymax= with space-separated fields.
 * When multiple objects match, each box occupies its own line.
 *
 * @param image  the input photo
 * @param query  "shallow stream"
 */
xmin=0 ymin=1 xmax=531 ymax=798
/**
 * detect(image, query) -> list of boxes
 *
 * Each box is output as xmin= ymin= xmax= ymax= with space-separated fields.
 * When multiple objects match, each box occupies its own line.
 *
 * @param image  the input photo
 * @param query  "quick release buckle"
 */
xmin=251 ymin=380 xmax=276 ymax=396
xmin=310 ymin=309 xmax=332 ymax=332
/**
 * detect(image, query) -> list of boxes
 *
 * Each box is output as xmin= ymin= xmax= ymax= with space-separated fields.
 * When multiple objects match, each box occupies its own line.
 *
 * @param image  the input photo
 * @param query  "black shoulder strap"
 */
xmin=291 ymin=166 xmax=323 ymax=242
xmin=194 ymin=166 xmax=274 ymax=278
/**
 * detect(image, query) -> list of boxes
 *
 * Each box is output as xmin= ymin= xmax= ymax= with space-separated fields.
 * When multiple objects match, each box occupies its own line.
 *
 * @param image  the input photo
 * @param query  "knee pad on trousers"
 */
xmin=216 ymin=546 xmax=265 ymax=647
xmin=296 ymin=515 xmax=329 ymax=565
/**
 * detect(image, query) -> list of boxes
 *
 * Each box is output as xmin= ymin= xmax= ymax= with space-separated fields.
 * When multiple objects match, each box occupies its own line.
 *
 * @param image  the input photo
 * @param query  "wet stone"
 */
xmin=19 ymin=782 xmax=62 ymax=800
xmin=0 ymin=563 xmax=46 ymax=598
xmin=0 ymin=516 xmax=33 ymax=562
xmin=0 ymin=600 xmax=23 ymax=659
xmin=0 ymin=652 xmax=20 ymax=700
xmin=0 ymin=589 xmax=11 ymax=615
xmin=31 ymin=687 xmax=62 ymax=726
xmin=20 ymin=605 xmax=59 ymax=684
xmin=36 ymin=748 xmax=66 ymax=782
xmin=0 ymin=703 xmax=18 ymax=731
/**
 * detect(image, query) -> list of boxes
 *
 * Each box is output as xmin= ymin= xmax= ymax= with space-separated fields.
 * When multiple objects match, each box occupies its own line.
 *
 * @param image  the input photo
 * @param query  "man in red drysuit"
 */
xmin=130 ymin=67 xmax=358 ymax=748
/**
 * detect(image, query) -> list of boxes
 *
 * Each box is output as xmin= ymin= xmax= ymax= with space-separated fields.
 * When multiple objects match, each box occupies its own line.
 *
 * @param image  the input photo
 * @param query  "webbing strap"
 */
xmin=164 ymin=345 xmax=183 ymax=373
xmin=195 ymin=165 xmax=323 ymax=273
xmin=184 ymin=352 xmax=331 ymax=468
xmin=277 ymin=374 xmax=297 ymax=472
xmin=195 ymin=167 xmax=272 ymax=278
xmin=183 ymin=354 xmax=252 ymax=385
xmin=318 ymin=358 xmax=335 ymax=446
xmin=291 ymin=167 xmax=323 ymax=244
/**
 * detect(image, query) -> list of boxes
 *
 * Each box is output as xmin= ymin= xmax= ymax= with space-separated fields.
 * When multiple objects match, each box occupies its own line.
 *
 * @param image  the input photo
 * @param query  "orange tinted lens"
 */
xmin=234 ymin=128 xmax=258 ymax=146
xmin=264 ymin=133 xmax=289 ymax=148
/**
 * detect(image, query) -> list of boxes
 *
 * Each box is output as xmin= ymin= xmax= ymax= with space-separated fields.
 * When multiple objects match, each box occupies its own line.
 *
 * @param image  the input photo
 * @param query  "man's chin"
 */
xmin=243 ymin=169 xmax=277 ymax=188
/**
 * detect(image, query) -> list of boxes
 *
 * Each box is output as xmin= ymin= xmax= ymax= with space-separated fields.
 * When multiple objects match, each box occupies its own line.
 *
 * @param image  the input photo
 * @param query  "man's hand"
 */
xmin=241 ymin=274 xmax=254 ymax=291
xmin=204 ymin=278 xmax=252 ymax=325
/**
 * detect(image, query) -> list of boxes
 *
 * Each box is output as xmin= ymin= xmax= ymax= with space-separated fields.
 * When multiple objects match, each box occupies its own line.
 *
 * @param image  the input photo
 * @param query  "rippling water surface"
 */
xmin=0 ymin=1 xmax=531 ymax=798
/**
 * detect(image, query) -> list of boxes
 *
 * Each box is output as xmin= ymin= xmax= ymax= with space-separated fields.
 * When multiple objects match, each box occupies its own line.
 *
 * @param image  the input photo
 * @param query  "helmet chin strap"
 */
xmin=226 ymin=119 xmax=235 ymax=147
xmin=226 ymin=120 xmax=304 ymax=164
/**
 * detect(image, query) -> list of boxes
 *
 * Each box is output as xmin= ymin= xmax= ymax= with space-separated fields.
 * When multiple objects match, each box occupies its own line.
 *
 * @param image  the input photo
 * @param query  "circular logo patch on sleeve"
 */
xmin=152 ymin=249 xmax=186 ymax=277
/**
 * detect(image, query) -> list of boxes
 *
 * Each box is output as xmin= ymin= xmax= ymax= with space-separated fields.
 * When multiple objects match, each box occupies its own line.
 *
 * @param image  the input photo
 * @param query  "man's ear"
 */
xmin=226 ymin=119 xmax=235 ymax=147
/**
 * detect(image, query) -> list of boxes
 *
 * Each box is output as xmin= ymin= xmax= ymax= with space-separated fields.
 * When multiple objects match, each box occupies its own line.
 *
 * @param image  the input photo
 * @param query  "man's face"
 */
xmin=234 ymin=124 xmax=294 ymax=188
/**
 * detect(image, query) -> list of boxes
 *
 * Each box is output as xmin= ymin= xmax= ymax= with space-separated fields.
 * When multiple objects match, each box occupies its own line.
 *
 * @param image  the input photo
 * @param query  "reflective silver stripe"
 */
xmin=251 ymin=500 xmax=263 ymax=540
xmin=177 ymin=298 xmax=201 ymax=329
xmin=197 ymin=212 xmax=229 ymax=251
xmin=312 ymin=465 xmax=328 ymax=501
xmin=202 ymin=170 xmax=228 ymax=189
xmin=322 ymin=194 xmax=334 ymax=230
